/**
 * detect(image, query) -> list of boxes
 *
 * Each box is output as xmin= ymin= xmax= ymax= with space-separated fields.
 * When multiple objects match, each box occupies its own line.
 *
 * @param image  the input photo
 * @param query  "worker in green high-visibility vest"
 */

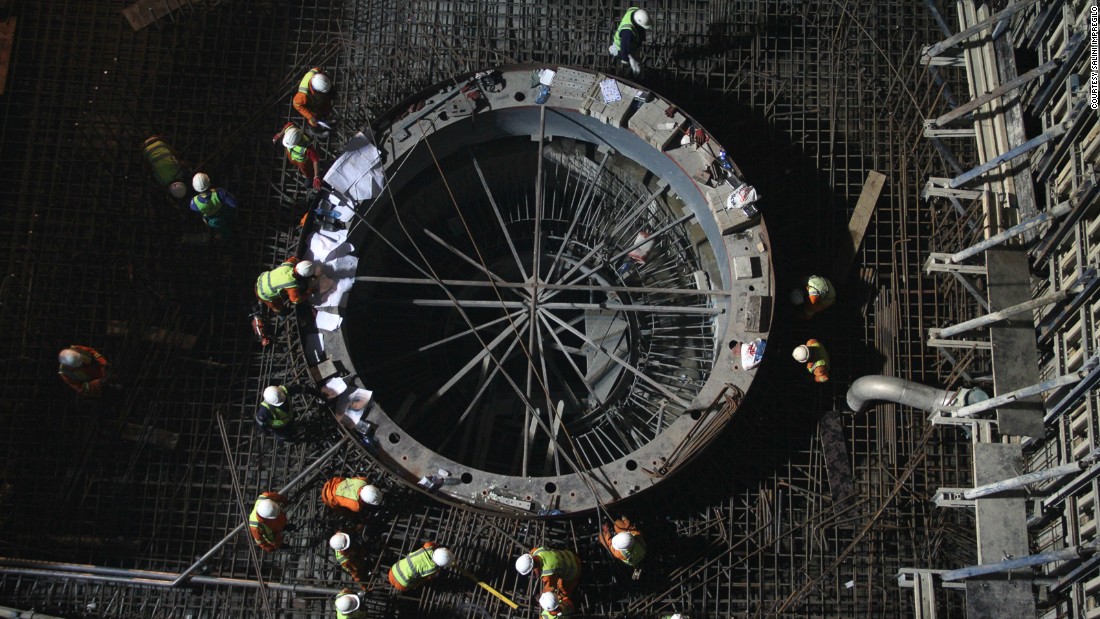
xmin=388 ymin=541 xmax=454 ymax=591
xmin=607 ymin=7 xmax=652 ymax=77
xmin=141 ymin=135 xmax=190 ymax=200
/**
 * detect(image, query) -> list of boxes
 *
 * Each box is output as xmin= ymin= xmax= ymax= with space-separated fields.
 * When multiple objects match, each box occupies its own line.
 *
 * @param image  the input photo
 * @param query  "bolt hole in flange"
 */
xmin=324 ymin=66 xmax=772 ymax=515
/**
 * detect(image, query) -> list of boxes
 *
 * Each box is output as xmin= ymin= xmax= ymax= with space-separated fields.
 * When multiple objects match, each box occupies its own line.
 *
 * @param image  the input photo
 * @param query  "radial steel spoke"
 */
xmin=542 ymin=309 xmax=692 ymax=408
xmin=422 ymin=228 xmax=524 ymax=296
xmin=471 ymin=151 xmax=528 ymax=281
xmin=438 ymin=334 xmax=524 ymax=452
xmin=407 ymin=298 xmax=723 ymax=315
xmin=357 ymin=274 xmax=730 ymax=297
xmin=416 ymin=308 xmax=528 ymax=353
xmin=424 ymin=314 xmax=530 ymax=406
xmin=546 ymin=149 xmax=612 ymax=281
xmin=536 ymin=310 xmax=606 ymax=409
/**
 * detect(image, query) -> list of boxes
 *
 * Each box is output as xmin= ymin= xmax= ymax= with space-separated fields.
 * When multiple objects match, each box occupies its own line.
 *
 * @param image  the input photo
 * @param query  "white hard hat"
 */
xmin=58 ymin=348 xmax=84 ymax=368
xmin=515 ymin=553 xmax=534 ymax=575
xmin=256 ymin=498 xmax=281 ymax=519
xmin=192 ymin=173 xmax=210 ymax=192
xmin=263 ymin=386 xmax=285 ymax=406
xmin=169 ymin=181 xmax=187 ymax=199
xmin=310 ymin=73 xmax=331 ymax=93
xmin=634 ymin=8 xmax=652 ymax=29
xmin=539 ymin=591 xmax=559 ymax=611
xmin=612 ymin=531 xmax=635 ymax=551
xmin=329 ymin=532 xmax=351 ymax=551
xmin=334 ymin=593 xmax=360 ymax=614
xmin=295 ymin=260 xmax=316 ymax=277
xmin=282 ymin=126 xmax=302 ymax=148
xmin=359 ymin=484 xmax=382 ymax=506
xmin=792 ymin=345 xmax=810 ymax=363
xmin=432 ymin=547 xmax=454 ymax=567
xmin=670 ymin=615 xmax=683 ymax=619
xmin=789 ymin=289 xmax=805 ymax=305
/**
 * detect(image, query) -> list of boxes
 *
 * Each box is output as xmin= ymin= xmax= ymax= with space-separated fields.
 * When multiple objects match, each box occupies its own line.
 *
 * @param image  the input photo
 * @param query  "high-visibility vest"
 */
xmin=805 ymin=340 xmax=830 ymax=376
xmin=191 ymin=190 xmax=224 ymax=218
xmin=248 ymin=495 xmax=278 ymax=544
xmin=617 ymin=533 xmax=647 ymax=566
xmin=298 ymin=68 xmax=322 ymax=94
xmin=287 ymin=136 xmax=312 ymax=163
xmin=256 ymin=262 xmax=299 ymax=301
xmin=260 ymin=386 xmax=293 ymax=428
xmin=143 ymin=136 xmax=184 ymax=186
xmin=323 ymin=477 xmax=368 ymax=511
xmin=533 ymin=548 xmax=580 ymax=581
xmin=612 ymin=8 xmax=642 ymax=50
xmin=389 ymin=546 xmax=439 ymax=589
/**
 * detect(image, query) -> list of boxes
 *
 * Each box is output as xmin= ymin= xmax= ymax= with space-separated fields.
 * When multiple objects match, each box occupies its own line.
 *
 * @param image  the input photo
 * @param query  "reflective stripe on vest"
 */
xmin=533 ymin=548 xmax=579 ymax=581
xmin=261 ymin=400 xmax=293 ymax=428
xmin=298 ymin=68 xmax=320 ymax=94
xmin=612 ymin=8 xmax=640 ymax=50
xmin=618 ymin=534 xmax=646 ymax=566
xmin=323 ymin=478 xmax=367 ymax=510
xmin=807 ymin=341 xmax=830 ymax=372
xmin=391 ymin=547 xmax=438 ymax=588
xmin=256 ymin=264 xmax=298 ymax=301
xmin=248 ymin=496 xmax=275 ymax=543
xmin=143 ymin=138 xmax=183 ymax=186
xmin=288 ymin=143 xmax=309 ymax=163
xmin=192 ymin=191 xmax=224 ymax=217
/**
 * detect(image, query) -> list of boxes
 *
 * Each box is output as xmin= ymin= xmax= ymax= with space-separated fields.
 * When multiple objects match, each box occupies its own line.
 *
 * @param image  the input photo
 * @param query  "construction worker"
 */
xmin=599 ymin=516 xmax=646 ymax=567
xmin=515 ymin=547 xmax=582 ymax=595
xmin=189 ymin=173 xmax=238 ymax=238
xmin=329 ymin=531 xmax=368 ymax=583
xmin=141 ymin=135 xmax=189 ymax=200
xmin=792 ymin=339 xmax=830 ymax=383
xmin=790 ymin=275 xmax=836 ymax=319
xmin=388 ymin=541 xmax=453 ymax=592
xmin=659 ymin=614 xmax=690 ymax=619
xmin=539 ymin=590 xmax=576 ymax=618
xmin=293 ymin=67 xmax=333 ymax=132
xmin=273 ymin=122 xmax=323 ymax=189
xmin=57 ymin=346 xmax=114 ymax=397
xmin=248 ymin=492 xmax=290 ymax=552
xmin=333 ymin=589 xmax=365 ymax=618
xmin=322 ymin=476 xmax=383 ymax=515
xmin=608 ymin=7 xmax=652 ymax=77
xmin=255 ymin=256 xmax=318 ymax=313
xmin=256 ymin=384 xmax=306 ymax=442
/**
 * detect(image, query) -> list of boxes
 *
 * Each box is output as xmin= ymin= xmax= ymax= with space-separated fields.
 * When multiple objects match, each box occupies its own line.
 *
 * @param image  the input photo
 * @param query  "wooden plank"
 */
xmin=122 ymin=0 xmax=189 ymax=31
xmin=0 ymin=18 xmax=15 ymax=96
xmin=831 ymin=171 xmax=886 ymax=282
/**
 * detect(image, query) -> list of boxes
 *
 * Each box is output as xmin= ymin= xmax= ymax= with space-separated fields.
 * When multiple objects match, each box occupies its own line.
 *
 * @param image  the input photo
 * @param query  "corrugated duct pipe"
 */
xmin=846 ymin=375 xmax=958 ymax=415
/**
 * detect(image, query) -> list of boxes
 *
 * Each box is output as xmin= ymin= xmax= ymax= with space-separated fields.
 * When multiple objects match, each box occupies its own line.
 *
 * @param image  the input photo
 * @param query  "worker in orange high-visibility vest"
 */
xmin=321 ymin=477 xmax=383 ymax=515
xmin=792 ymin=339 xmax=830 ymax=383
xmin=388 ymin=541 xmax=454 ymax=591
xmin=249 ymin=492 xmax=290 ymax=552
xmin=292 ymin=67 xmax=333 ymax=130
xmin=598 ymin=516 xmax=646 ymax=567
xmin=272 ymin=123 xmax=323 ymax=189
xmin=57 ymin=346 xmax=114 ymax=397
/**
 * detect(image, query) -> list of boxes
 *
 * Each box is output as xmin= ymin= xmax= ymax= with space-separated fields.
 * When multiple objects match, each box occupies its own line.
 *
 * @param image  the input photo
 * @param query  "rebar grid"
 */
xmin=0 ymin=0 xmax=976 ymax=617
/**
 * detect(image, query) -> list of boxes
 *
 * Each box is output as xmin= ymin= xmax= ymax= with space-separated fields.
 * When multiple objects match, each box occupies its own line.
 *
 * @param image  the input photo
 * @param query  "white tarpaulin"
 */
xmin=323 ymin=132 xmax=384 ymax=202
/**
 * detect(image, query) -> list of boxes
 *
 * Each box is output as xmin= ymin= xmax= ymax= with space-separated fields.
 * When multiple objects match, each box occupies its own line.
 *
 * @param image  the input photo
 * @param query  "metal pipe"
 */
xmin=846 ymin=375 xmax=957 ymax=415
xmin=171 ymin=435 xmax=350 ymax=586
xmin=0 ymin=565 xmax=339 ymax=595
xmin=963 ymin=461 xmax=1086 ymax=500
xmin=0 ymin=605 xmax=69 ymax=619
xmin=934 ymin=285 xmax=1079 ymax=338
xmin=949 ymin=202 xmax=1072 ymax=263
xmin=940 ymin=544 xmax=1097 ymax=582
xmin=951 ymin=368 xmax=1089 ymax=418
